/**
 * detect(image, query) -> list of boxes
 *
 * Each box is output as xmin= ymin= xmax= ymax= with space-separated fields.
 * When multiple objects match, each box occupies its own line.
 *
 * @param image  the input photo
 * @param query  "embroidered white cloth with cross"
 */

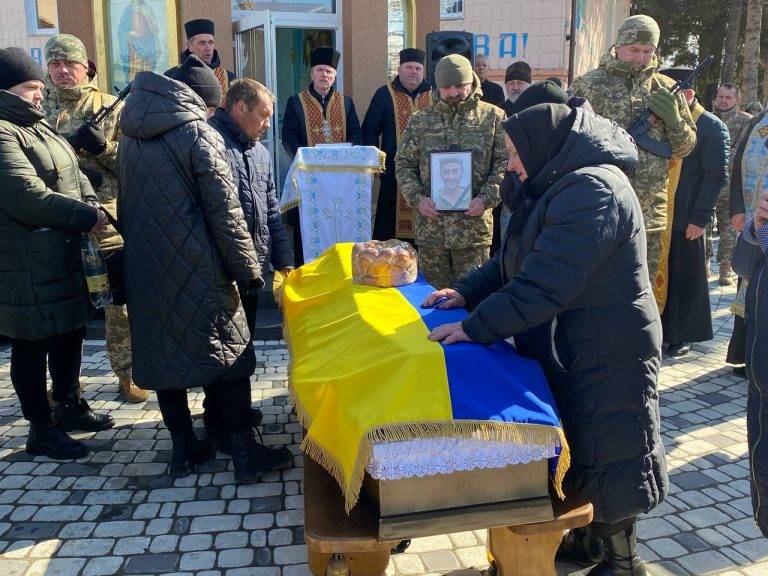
xmin=280 ymin=145 xmax=385 ymax=263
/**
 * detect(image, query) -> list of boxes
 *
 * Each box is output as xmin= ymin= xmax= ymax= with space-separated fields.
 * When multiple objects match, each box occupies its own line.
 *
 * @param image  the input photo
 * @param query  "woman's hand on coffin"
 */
xmin=464 ymin=197 xmax=485 ymax=217
xmin=428 ymin=321 xmax=474 ymax=344
xmin=418 ymin=197 xmax=440 ymax=218
xmin=421 ymin=289 xmax=466 ymax=309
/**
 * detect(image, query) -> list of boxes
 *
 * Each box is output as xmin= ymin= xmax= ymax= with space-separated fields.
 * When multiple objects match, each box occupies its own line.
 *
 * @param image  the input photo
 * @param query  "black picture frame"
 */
xmin=430 ymin=150 xmax=473 ymax=212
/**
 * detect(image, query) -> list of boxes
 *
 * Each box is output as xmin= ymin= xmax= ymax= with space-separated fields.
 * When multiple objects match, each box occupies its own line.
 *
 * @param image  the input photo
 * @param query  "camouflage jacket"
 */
xmin=395 ymin=74 xmax=506 ymax=248
xmin=716 ymin=106 xmax=753 ymax=171
xmin=572 ymin=51 xmax=697 ymax=234
xmin=43 ymin=75 xmax=123 ymax=251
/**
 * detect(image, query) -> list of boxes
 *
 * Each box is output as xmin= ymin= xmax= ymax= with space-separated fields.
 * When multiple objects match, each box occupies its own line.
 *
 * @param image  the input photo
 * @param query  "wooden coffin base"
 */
xmin=304 ymin=457 xmax=593 ymax=576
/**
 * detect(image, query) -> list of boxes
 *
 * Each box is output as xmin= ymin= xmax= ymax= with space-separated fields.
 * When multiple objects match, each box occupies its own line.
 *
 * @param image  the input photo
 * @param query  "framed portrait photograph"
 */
xmin=430 ymin=150 xmax=473 ymax=212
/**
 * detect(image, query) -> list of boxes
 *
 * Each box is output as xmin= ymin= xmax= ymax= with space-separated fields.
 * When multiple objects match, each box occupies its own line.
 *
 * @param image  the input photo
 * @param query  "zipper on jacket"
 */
xmin=749 ymin=263 xmax=766 ymax=527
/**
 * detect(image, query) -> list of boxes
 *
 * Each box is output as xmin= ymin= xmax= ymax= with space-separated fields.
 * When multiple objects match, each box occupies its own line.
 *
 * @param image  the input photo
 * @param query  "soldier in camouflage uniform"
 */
xmin=571 ymin=15 xmax=697 ymax=296
xmin=43 ymin=34 xmax=147 ymax=403
xmin=395 ymin=54 xmax=506 ymax=289
xmin=711 ymin=82 xmax=753 ymax=285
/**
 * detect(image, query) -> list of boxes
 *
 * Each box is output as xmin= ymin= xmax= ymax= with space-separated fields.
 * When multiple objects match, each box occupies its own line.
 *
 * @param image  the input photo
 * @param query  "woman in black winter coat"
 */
xmin=0 ymin=48 xmax=113 ymax=461
xmin=426 ymin=103 xmax=666 ymax=576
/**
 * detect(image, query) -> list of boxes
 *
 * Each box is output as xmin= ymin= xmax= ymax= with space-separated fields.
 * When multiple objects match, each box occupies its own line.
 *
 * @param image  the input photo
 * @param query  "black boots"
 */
xmin=27 ymin=421 xmax=89 ymax=459
xmin=54 ymin=399 xmax=115 ymax=432
xmin=168 ymin=429 xmax=215 ymax=479
xmin=229 ymin=429 xmax=294 ymax=484
xmin=204 ymin=407 xmax=264 ymax=455
xmin=556 ymin=526 xmax=605 ymax=567
xmin=586 ymin=524 xmax=646 ymax=576
xmin=666 ymin=342 xmax=691 ymax=358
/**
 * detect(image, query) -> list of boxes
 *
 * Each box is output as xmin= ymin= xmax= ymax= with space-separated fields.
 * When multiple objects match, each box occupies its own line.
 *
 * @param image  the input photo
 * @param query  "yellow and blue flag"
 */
xmin=282 ymin=243 xmax=570 ymax=511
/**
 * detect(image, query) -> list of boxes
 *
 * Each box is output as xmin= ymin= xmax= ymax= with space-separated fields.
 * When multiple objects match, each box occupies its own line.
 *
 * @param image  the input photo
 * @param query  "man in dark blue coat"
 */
xmin=660 ymin=68 xmax=729 ymax=357
xmin=209 ymin=79 xmax=294 ymax=334
xmin=281 ymin=46 xmax=361 ymax=265
xmin=362 ymin=48 xmax=432 ymax=240
xmin=732 ymin=189 xmax=768 ymax=538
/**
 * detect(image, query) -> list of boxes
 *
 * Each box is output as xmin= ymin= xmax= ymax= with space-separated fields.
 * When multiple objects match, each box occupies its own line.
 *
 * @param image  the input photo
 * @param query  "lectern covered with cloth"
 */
xmin=280 ymin=145 xmax=385 ymax=264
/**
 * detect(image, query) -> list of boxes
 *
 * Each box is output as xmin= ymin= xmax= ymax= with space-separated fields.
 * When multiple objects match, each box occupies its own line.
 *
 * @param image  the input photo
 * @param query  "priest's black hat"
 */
xmin=505 ymin=61 xmax=531 ymax=83
xmin=185 ymin=19 xmax=215 ymax=39
xmin=399 ymin=48 xmax=425 ymax=66
xmin=310 ymin=46 xmax=340 ymax=69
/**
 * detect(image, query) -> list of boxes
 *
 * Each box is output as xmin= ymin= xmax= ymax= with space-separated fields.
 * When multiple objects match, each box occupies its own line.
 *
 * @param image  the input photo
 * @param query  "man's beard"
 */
xmin=444 ymin=95 xmax=463 ymax=106
xmin=509 ymin=92 xmax=521 ymax=102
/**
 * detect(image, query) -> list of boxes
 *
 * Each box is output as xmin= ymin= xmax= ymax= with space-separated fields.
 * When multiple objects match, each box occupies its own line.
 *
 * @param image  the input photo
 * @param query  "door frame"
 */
xmin=232 ymin=10 xmax=344 ymax=192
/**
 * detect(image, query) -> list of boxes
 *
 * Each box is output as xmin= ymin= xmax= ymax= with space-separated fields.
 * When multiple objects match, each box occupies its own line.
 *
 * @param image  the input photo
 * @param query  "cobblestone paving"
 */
xmin=0 ymin=266 xmax=765 ymax=575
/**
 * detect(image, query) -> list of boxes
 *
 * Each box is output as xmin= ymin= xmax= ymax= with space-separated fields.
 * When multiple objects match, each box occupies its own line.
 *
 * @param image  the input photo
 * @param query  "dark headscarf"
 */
xmin=514 ymin=80 xmax=568 ymax=113
xmin=503 ymin=103 xmax=577 ymax=233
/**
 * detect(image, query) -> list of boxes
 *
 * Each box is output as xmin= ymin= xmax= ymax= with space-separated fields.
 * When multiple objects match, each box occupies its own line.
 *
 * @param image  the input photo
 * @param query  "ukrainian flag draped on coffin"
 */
xmin=282 ymin=243 xmax=570 ymax=511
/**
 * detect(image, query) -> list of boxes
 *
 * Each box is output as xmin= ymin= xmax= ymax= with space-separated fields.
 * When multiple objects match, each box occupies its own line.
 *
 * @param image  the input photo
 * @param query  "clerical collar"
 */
xmin=309 ymin=83 xmax=335 ymax=104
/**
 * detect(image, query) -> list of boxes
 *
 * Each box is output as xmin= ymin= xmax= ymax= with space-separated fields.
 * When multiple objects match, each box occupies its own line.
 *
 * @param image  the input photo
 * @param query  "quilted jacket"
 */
xmin=455 ymin=108 xmax=667 ymax=524
xmin=117 ymin=72 xmax=261 ymax=390
xmin=0 ymin=89 xmax=99 ymax=340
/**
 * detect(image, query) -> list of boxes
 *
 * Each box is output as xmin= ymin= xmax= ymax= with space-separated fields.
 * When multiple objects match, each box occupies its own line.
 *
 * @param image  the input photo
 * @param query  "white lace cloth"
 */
xmin=366 ymin=437 xmax=557 ymax=480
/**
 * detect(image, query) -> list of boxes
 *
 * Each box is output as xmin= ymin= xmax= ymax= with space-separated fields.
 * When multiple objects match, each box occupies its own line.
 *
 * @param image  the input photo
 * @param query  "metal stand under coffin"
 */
xmin=360 ymin=460 xmax=554 ymax=541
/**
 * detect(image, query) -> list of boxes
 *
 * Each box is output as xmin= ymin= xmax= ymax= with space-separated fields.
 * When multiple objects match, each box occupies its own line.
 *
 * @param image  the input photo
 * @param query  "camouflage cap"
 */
xmin=44 ymin=34 xmax=88 ymax=67
xmin=616 ymin=15 xmax=660 ymax=48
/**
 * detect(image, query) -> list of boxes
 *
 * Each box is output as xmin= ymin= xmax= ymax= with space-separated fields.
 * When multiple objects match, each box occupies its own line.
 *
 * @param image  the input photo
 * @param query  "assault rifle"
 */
xmin=87 ymin=83 xmax=132 ymax=128
xmin=628 ymin=55 xmax=714 ymax=159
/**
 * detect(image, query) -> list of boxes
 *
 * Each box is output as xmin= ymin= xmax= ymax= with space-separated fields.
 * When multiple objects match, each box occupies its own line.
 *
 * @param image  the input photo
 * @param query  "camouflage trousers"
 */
xmin=419 ymin=245 xmax=490 ymax=290
xmin=705 ymin=192 xmax=735 ymax=266
xmin=647 ymin=230 xmax=662 ymax=286
xmin=105 ymin=304 xmax=132 ymax=378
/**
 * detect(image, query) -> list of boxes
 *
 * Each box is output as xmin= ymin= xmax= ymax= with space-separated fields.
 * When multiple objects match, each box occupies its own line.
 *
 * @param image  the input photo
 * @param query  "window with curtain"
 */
xmin=440 ymin=0 xmax=463 ymax=20
xmin=26 ymin=0 xmax=59 ymax=34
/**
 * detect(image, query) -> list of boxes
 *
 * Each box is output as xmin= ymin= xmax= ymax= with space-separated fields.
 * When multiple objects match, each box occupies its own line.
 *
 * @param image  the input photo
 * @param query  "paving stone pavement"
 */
xmin=0 ymin=262 xmax=765 ymax=576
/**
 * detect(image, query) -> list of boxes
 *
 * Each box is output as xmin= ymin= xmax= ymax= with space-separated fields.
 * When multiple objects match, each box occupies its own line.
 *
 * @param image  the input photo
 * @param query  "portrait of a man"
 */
xmin=431 ymin=151 xmax=472 ymax=211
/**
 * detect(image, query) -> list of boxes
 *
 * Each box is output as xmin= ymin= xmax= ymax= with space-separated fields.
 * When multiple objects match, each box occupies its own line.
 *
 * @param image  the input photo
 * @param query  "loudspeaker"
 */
xmin=425 ymin=31 xmax=474 ymax=88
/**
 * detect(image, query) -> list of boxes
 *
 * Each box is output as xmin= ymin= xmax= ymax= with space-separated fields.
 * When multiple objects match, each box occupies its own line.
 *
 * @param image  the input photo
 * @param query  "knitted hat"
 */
xmin=434 ymin=54 xmax=473 ymax=88
xmin=616 ymin=15 xmax=660 ymax=47
xmin=166 ymin=54 xmax=222 ymax=107
xmin=310 ymin=46 xmax=340 ymax=69
xmin=399 ymin=48 xmax=425 ymax=66
xmin=44 ymin=34 xmax=89 ymax=67
xmin=185 ymin=19 xmax=215 ymax=39
xmin=514 ymin=80 xmax=569 ymax=113
xmin=659 ymin=67 xmax=695 ymax=89
xmin=0 ymin=47 xmax=46 ymax=90
xmin=505 ymin=61 xmax=531 ymax=84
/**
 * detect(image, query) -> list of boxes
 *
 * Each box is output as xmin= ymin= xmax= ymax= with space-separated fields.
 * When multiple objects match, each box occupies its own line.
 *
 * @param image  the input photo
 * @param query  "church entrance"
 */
xmin=233 ymin=10 xmax=342 ymax=195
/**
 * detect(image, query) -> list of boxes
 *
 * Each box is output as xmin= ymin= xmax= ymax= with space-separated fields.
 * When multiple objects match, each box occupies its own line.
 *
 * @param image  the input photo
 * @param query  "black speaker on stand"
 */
xmin=425 ymin=31 xmax=474 ymax=88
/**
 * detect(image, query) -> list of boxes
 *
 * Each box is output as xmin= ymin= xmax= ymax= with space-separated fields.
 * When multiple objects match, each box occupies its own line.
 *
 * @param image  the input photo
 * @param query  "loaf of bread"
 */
xmin=352 ymin=240 xmax=417 ymax=288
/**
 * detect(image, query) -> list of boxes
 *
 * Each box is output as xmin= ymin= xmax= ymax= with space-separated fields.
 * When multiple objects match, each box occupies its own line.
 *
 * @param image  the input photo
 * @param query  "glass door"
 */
xmin=234 ymin=12 xmax=276 ymax=157
xmin=233 ymin=11 xmax=342 ymax=194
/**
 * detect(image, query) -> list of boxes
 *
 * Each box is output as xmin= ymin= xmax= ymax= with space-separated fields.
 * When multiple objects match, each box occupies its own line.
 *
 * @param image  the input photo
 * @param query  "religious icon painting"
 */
xmin=94 ymin=0 xmax=180 ymax=94
xmin=430 ymin=150 xmax=473 ymax=212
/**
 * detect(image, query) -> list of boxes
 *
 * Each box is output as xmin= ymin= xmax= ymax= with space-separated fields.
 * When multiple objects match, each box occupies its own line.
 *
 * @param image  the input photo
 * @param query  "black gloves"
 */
xmin=242 ymin=277 xmax=265 ymax=298
xmin=71 ymin=123 xmax=107 ymax=156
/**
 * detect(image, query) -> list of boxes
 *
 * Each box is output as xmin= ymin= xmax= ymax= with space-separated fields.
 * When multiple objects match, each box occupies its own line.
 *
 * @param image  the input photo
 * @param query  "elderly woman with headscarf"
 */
xmin=424 ymin=103 xmax=666 ymax=576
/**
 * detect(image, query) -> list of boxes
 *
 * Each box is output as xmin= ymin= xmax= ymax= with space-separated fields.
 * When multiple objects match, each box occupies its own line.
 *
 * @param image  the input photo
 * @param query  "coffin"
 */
xmin=359 ymin=460 xmax=554 ymax=541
